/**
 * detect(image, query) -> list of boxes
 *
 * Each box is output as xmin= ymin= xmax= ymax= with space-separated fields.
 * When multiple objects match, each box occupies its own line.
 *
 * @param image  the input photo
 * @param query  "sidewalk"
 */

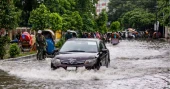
xmin=5 ymin=54 xmax=36 ymax=61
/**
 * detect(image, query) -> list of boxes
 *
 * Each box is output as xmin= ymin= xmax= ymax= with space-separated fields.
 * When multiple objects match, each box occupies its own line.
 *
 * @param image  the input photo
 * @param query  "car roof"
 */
xmin=67 ymin=38 xmax=101 ymax=43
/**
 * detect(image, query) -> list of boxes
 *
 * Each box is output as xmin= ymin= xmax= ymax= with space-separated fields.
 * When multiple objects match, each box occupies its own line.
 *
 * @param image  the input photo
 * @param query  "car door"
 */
xmin=99 ymin=41 xmax=108 ymax=66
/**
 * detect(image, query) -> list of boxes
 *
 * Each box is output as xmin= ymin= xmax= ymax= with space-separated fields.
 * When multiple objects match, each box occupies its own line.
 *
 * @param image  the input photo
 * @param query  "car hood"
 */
xmin=55 ymin=52 xmax=98 ymax=60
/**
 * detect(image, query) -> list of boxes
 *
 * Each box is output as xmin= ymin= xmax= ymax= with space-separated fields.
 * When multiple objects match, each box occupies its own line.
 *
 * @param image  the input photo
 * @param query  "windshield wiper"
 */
xmin=86 ymin=51 xmax=97 ymax=53
xmin=65 ymin=50 xmax=86 ymax=52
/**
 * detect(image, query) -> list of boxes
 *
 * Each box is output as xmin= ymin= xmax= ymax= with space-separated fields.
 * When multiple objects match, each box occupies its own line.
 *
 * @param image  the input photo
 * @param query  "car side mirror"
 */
xmin=55 ymin=48 xmax=59 ymax=52
xmin=101 ymin=49 xmax=108 ymax=52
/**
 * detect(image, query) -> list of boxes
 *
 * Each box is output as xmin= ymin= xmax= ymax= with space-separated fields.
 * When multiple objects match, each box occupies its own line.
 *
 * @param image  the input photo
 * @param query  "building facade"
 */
xmin=96 ymin=0 xmax=109 ymax=15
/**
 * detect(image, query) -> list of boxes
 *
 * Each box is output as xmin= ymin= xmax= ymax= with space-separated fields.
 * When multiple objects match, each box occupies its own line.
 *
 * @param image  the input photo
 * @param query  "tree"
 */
xmin=62 ymin=11 xmax=82 ymax=31
xmin=108 ymin=0 xmax=156 ymax=22
xmin=14 ymin=0 xmax=40 ymax=26
xmin=29 ymin=4 xmax=50 ymax=31
xmin=110 ymin=21 xmax=120 ymax=32
xmin=0 ymin=0 xmax=20 ymax=59
xmin=44 ymin=0 xmax=76 ymax=15
xmin=62 ymin=13 xmax=72 ymax=31
xmin=0 ymin=0 xmax=21 ymax=30
xmin=70 ymin=11 xmax=83 ymax=31
xmin=157 ymin=0 xmax=170 ymax=26
xmin=0 ymin=35 xmax=10 ymax=59
xmin=48 ymin=13 xmax=62 ymax=31
xmin=120 ymin=8 xmax=155 ymax=30
xmin=75 ymin=0 xmax=98 ymax=16
xmin=108 ymin=0 xmax=136 ymax=22
xmin=163 ymin=9 xmax=170 ymax=26
xmin=82 ymin=14 xmax=95 ymax=32
xmin=96 ymin=10 xmax=108 ymax=33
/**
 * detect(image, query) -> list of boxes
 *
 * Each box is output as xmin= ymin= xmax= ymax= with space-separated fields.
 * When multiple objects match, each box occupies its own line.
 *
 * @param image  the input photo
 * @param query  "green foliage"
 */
xmin=108 ymin=0 xmax=155 ymax=22
xmin=13 ymin=0 xmax=99 ymax=32
xmin=44 ymin=0 xmax=76 ymax=15
xmin=71 ymin=11 xmax=83 ymax=31
xmin=14 ymin=0 xmax=41 ymax=26
xmin=29 ymin=4 xmax=50 ymax=31
xmin=157 ymin=0 xmax=170 ymax=26
xmin=75 ymin=0 xmax=98 ymax=15
xmin=108 ymin=0 xmax=136 ymax=22
xmin=82 ymin=14 xmax=95 ymax=32
xmin=165 ymin=15 xmax=170 ymax=27
xmin=108 ymin=0 xmax=170 ymax=30
xmin=9 ymin=43 xmax=20 ymax=58
xmin=29 ymin=4 xmax=64 ymax=31
xmin=55 ymin=38 xmax=65 ymax=48
xmin=62 ymin=11 xmax=82 ymax=31
xmin=96 ymin=10 xmax=108 ymax=33
xmin=0 ymin=0 xmax=21 ymax=29
xmin=62 ymin=14 xmax=72 ymax=31
xmin=110 ymin=21 xmax=120 ymax=32
xmin=0 ymin=36 xmax=10 ymax=59
xmin=120 ymin=8 xmax=155 ymax=29
xmin=48 ymin=13 xmax=63 ymax=31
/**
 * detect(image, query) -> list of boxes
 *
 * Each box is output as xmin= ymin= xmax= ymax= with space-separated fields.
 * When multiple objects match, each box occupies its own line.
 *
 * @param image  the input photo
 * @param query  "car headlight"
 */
xmin=51 ymin=58 xmax=61 ymax=65
xmin=85 ymin=59 xmax=96 ymax=64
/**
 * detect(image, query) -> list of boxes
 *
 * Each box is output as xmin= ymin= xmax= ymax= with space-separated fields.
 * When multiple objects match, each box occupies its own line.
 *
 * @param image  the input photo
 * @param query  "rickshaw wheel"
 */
xmin=53 ymin=52 xmax=58 ymax=57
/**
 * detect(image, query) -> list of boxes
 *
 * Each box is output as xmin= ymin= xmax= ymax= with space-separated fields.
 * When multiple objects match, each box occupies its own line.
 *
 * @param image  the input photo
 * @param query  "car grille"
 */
xmin=62 ymin=62 xmax=84 ymax=65
xmin=61 ymin=61 xmax=84 ymax=65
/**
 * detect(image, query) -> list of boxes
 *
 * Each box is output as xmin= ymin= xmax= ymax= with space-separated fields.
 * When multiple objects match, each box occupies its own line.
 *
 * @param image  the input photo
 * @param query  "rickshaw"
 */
xmin=42 ymin=30 xmax=58 ymax=58
xmin=106 ymin=32 xmax=112 ymax=43
xmin=67 ymin=30 xmax=78 ymax=38
xmin=20 ymin=32 xmax=33 ymax=52
xmin=111 ymin=33 xmax=120 ymax=45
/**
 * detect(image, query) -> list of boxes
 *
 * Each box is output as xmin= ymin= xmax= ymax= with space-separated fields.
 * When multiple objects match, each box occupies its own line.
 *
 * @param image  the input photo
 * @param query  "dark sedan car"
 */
xmin=51 ymin=38 xmax=110 ymax=70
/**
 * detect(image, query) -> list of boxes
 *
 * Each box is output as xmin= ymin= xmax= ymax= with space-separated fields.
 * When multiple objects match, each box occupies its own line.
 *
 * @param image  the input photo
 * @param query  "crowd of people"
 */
xmin=64 ymin=29 xmax=164 ymax=44
xmin=64 ymin=30 xmax=121 ymax=43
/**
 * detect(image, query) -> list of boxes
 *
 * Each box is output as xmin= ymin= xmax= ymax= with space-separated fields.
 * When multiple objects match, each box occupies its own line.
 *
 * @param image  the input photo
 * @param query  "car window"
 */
xmin=102 ymin=42 xmax=106 ymax=48
xmin=100 ymin=41 xmax=106 ymax=50
xmin=60 ymin=40 xmax=98 ymax=53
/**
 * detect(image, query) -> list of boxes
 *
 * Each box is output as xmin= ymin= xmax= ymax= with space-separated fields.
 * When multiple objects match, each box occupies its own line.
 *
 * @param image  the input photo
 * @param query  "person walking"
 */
xmin=36 ymin=30 xmax=47 ymax=60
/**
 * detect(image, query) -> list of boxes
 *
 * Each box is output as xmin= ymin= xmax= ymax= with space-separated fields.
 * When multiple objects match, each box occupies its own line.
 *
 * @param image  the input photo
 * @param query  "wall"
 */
xmin=8 ymin=27 xmax=36 ymax=40
xmin=165 ymin=26 xmax=170 ymax=38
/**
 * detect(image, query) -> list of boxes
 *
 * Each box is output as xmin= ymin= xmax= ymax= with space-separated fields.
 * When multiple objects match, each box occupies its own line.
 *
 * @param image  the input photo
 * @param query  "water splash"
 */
xmin=0 ymin=40 xmax=169 ymax=81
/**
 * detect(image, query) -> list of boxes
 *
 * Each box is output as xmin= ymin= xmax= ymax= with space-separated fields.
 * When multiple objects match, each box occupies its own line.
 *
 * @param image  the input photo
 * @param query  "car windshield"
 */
xmin=60 ymin=40 xmax=98 ymax=53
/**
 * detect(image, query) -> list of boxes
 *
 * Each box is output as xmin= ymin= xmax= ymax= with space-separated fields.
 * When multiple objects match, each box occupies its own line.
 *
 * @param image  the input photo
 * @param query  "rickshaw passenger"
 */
xmin=72 ymin=33 xmax=77 ymax=38
xmin=65 ymin=31 xmax=72 ymax=40
xmin=82 ymin=32 xmax=87 ymax=38
xmin=87 ymin=33 xmax=92 ymax=38
xmin=16 ymin=32 xmax=21 ymax=41
xmin=36 ymin=30 xmax=47 ymax=60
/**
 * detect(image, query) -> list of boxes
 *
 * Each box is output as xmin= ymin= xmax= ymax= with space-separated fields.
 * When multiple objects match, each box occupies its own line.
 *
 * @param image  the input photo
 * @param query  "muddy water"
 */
xmin=0 ymin=40 xmax=170 ymax=89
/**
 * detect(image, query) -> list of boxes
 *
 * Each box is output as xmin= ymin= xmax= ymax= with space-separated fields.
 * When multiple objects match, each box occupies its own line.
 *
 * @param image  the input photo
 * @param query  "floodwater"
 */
xmin=0 ymin=40 xmax=170 ymax=89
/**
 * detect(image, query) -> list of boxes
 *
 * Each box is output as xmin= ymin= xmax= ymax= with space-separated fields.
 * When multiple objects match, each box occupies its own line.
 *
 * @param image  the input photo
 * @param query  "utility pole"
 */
xmin=163 ymin=13 xmax=164 ymax=37
xmin=155 ymin=0 xmax=158 ymax=38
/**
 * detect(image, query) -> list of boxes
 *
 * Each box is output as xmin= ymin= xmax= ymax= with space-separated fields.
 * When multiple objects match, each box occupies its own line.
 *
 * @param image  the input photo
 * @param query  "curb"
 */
xmin=5 ymin=54 xmax=36 ymax=61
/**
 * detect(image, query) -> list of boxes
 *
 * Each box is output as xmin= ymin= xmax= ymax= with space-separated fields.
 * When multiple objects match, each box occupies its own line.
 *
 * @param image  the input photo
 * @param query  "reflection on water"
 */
xmin=0 ymin=69 xmax=23 ymax=88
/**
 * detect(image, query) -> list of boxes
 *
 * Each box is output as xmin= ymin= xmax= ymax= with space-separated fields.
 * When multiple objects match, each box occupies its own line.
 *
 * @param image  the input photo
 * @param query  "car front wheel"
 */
xmin=51 ymin=63 xmax=58 ymax=70
xmin=106 ymin=55 xmax=110 ymax=68
xmin=95 ymin=62 xmax=101 ymax=70
xmin=85 ymin=67 xmax=92 ymax=70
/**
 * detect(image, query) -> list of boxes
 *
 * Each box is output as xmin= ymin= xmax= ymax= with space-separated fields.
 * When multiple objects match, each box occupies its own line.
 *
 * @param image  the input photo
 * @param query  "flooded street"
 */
xmin=0 ymin=40 xmax=170 ymax=89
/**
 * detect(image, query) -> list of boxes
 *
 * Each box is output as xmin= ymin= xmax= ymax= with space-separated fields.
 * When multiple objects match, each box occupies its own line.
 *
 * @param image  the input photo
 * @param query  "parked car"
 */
xmin=51 ymin=38 xmax=110 ymax=70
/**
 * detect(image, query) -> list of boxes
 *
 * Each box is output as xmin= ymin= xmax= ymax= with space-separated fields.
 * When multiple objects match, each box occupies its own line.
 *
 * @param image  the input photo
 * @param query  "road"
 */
xmin=0 ymin=40 xmax=170 ymax=89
